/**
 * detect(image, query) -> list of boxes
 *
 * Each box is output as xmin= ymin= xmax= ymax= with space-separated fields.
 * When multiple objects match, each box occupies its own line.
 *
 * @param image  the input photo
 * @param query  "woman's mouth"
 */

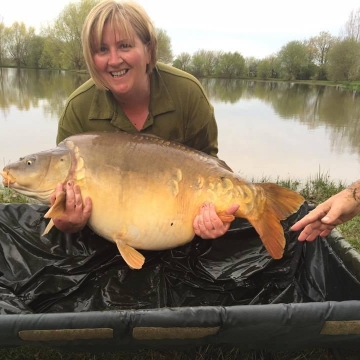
xmin=110 ymin=69 xmax=128 ymax=78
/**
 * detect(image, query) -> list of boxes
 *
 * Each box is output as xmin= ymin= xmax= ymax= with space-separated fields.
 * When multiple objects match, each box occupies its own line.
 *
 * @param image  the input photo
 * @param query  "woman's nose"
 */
xmin=108 ymin=49 xmax=123 ymax=66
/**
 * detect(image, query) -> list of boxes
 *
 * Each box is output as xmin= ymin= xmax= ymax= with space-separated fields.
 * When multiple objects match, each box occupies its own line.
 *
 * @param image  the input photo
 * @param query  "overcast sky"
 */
xmin=1 ymin=0 xmax=359 ymax=58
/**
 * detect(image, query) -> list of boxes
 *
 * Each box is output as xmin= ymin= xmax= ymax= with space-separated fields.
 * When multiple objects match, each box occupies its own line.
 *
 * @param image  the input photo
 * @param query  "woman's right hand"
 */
xmin=51 ymin=181 xmax=92 ymax=233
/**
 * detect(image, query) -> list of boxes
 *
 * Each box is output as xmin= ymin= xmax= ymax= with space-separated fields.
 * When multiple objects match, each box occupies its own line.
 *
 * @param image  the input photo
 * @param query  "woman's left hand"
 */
xmin=51 ymin=181 xmax=92 ymax=233
xmin=193 ymin=202 xmax=239 ymax=239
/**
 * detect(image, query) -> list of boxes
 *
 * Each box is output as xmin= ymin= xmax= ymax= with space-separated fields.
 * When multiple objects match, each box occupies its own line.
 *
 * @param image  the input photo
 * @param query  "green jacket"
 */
xmin=57 ymin=62 xmax=218 ymax=157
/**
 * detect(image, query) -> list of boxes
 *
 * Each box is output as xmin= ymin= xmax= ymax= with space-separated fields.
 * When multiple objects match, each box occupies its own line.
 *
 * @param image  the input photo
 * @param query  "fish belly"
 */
xmin=69 ymin=132 xmax=242 ymax=251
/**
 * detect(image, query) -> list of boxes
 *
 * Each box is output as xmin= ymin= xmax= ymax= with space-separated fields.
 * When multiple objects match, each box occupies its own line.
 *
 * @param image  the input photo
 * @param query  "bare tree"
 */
xmin=0 ymin=20 xmax=6 ymax=66
xmin=341 ymin=8 xmax=360 ymax=41
xmin=306 ymin=31 xmax=336 ymax=66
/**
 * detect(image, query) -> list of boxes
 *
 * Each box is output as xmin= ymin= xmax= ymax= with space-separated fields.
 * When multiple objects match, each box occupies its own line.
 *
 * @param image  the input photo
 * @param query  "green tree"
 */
xmin=40 ymin=36 xmax=63 ymax=69
xmin=26 ymin=35 xmax=45 ymax=68
xmin=257 ymin=55 xmax=280 ymax=79
xmin=257 ymin=57 xmax=272 ymax=79
xmin=42 ymin=0 xmax=98 ymax=70
xmin=216 ymin=52 xmax=245 ymax=78
xmin=189 ymin=49 xmax=219 ymax=77
xmin=156 ymin=28 xmax=173 ymax=64
xmin=278 ymin=41 xmax=309 ymax=80
xmin=5 ymin=22 xmax=35 ymax=67
xmin=327 ymin=39 xmax=360 ymax=81
xmin=191 ymin=50 xmax=206 ymax=77
xmin=173 ymin=52 xmax=192 ymax=72
xmin=245 ymin=57 xmax=259 ymax=77
xmin=202 ymin=50 xmax=220 ymax=76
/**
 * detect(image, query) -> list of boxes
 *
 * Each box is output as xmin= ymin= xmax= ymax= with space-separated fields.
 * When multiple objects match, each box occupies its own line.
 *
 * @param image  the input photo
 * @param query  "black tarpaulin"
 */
xmin=0 ymin=202 xmax=360 ymax=351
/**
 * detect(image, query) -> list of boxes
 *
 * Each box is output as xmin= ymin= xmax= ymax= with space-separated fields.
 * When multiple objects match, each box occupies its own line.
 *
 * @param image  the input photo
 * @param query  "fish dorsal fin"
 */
xmin=44 ymin=191 xmax=66 ymax=219
xmin=214 ymin=158 xmax=233 ymax=172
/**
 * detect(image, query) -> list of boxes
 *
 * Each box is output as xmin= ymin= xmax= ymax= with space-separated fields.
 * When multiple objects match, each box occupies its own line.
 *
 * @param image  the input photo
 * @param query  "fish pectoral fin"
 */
xmin=42 ymin=219 xmax=55 ymax=236
xmin=44 ymin=191 xmax=66 ymax=219
xmin=115 ymin=239 xmax=145 ymax=270
xmin=217 ymin=211 xmax=235 ymax=223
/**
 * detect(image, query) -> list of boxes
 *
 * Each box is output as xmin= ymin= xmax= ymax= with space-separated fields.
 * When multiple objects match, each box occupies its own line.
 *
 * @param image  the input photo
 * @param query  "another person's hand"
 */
xmin=291 ymin=188 xmax=360 ymax=241
xmin=51 ymin=181 xmax=92 ymax=233
xmin=193 ymin=202 xmax=239 ymax=239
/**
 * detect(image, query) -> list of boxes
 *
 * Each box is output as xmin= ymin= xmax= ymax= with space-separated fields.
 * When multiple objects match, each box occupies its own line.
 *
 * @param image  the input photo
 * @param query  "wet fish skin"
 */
xmin=1 ymin=131 xmax=305 ymax=269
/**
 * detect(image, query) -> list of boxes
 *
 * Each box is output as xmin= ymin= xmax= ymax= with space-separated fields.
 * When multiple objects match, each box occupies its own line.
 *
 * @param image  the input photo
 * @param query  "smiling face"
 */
xmin=92 ymin=22 xmax=150 ymax=100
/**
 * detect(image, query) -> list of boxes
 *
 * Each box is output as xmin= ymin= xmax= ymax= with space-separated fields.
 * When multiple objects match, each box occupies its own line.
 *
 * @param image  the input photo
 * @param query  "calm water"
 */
xmin=1 ymin=68 xmax=360 ymax=184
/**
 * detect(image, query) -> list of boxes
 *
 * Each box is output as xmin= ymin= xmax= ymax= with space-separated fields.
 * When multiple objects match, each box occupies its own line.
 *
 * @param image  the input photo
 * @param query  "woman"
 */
xmin=52 ymin=0 xmax=239 ymax=239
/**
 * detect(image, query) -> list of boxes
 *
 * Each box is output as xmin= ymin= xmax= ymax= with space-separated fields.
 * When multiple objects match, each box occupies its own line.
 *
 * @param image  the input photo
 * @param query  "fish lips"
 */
xmin=1 ymin=170 xmax=16 ymax=186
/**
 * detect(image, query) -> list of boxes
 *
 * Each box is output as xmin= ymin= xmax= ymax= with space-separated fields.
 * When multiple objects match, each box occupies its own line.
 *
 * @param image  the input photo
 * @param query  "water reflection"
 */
xmin=0 ymin=68 xmax=89 ymax=118
xmin=0 ymin=68 xmax=359 ymax=184
xmin=201 ymin=79 xmax=360 ymax=183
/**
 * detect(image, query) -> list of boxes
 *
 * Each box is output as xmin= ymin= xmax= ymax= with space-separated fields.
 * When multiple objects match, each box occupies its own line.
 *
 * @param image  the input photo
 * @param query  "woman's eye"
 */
xmin=120 ymin=43 xmax=131 ymax=49
xmin=99 ymin=46 xmax=108 ymax=53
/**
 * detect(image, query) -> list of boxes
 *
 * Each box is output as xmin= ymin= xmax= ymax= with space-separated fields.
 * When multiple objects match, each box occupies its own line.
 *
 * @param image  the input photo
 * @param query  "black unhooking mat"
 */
xmin=1 ymin=201 xmax=360 ymax=351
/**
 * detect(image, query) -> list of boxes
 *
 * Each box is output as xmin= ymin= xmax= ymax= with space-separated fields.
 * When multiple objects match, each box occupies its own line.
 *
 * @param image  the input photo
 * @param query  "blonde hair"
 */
xmin=82 ymin=0 xmax=158 ymax=90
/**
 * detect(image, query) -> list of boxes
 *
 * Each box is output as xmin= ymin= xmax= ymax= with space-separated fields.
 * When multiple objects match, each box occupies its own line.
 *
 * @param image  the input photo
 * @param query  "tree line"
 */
xmin=1 ymin=0 xmax=360 ymax=82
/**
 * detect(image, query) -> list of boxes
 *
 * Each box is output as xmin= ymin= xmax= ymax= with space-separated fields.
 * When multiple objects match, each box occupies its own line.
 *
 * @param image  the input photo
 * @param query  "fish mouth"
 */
xmin=1 ymin=170 xmax=16 ymax=187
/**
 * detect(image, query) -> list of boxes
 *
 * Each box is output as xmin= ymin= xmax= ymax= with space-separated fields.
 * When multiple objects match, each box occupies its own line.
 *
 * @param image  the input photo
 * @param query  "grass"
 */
xmin=0 ymin=172 xmax=360 ymax=359
xmin=0 ymin=187 xmax=33 ymax=204
xmin=0 ymin=345 xmax=347 ymax=360
xmin=341 ymin=81 xmax=360 ymax=92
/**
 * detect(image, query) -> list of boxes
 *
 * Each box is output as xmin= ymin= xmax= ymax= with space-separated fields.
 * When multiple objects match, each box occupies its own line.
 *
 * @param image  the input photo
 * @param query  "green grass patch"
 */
xmin=341 ymin=81 xmax=360 ymax=92
xmin=0 ymin=187 xmax=33 ymax=204
xmin=0 ymin=344 xmax=347 ymax=360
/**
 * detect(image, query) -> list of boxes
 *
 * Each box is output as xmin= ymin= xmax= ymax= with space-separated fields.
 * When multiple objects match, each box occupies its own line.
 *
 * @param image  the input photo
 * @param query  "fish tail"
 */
xmin=244 ymin=183 xmax=305 ymax=259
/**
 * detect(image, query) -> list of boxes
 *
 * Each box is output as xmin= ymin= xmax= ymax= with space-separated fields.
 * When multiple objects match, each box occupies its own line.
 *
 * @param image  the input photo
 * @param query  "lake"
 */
xmin=1 ymin=68 xmax=359 ymax=185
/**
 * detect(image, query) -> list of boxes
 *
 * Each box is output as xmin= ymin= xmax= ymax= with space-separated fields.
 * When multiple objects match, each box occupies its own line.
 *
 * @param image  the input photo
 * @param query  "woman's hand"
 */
xmin=193 ymin=202 xmax=239 ymax=239
xmin=291 ymin=187 xmax=360 ymax=241
xmin=51 ymin=181 xmax=92 ymax=233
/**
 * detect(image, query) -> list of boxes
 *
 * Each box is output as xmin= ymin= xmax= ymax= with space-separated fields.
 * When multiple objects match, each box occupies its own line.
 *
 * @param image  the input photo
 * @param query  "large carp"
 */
xmin=2 ymin=131 xmax=304 ymax=269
